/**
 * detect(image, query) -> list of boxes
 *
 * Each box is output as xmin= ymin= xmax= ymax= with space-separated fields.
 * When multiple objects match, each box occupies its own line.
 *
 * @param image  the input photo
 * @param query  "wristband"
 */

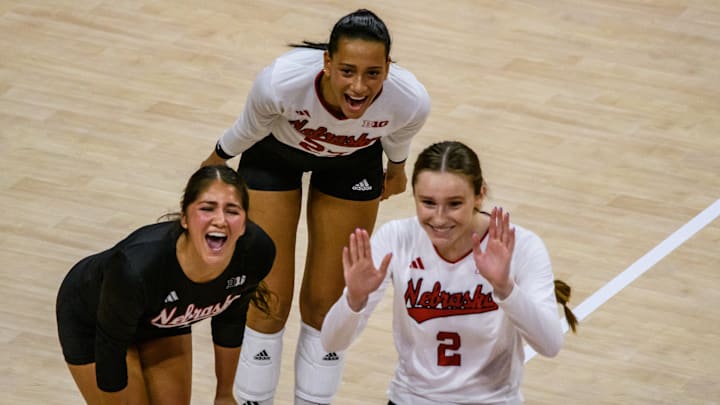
xmin=215 ymin=141 xmax=235 ymax=160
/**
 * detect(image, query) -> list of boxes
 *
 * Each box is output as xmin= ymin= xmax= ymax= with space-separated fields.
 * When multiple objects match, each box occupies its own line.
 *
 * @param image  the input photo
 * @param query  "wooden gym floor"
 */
xmin=1 ymin=0 xmax=718 ymax=404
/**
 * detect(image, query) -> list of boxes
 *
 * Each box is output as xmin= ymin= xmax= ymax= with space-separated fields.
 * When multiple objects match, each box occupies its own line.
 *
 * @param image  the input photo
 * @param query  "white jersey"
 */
xmin=218 ymin=48 xmax=431 ymax=162
xmin=321 ymin=217 xmax=563 ymax=405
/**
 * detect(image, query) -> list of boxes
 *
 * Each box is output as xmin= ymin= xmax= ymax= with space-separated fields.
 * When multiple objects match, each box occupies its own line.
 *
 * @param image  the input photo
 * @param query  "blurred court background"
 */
xmin=1 ymin=0 xmax=718 ymax=403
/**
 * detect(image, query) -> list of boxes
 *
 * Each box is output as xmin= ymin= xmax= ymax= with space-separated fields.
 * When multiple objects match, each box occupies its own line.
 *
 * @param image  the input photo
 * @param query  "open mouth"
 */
xmin=344 ymin=94 xmax=367 ymax=110
xmin=205 ymin=232 xmax=227 ymax=252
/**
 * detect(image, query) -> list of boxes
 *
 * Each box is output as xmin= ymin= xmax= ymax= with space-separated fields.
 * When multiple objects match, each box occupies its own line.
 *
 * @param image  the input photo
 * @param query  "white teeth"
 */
xmin=208 ymin=232 xmax=226 ymax=237
xmin=348 ymin=95 xmax=366 ymax=101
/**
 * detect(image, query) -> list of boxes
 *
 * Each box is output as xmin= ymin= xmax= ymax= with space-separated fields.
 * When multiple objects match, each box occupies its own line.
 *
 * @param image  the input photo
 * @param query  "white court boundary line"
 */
xmin=525 ymin=198 xmax=720 ymax=362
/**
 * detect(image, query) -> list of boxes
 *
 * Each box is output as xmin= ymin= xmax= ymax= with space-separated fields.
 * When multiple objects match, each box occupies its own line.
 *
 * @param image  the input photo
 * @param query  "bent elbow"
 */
xmin=542 ymin=344 xmax=561 ymax=358
xmin=537 ymin=333 xmax=563 ymax=358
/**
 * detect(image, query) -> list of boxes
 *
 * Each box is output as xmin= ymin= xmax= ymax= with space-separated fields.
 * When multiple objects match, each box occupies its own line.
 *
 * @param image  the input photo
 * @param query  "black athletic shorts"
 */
xmin=237 ymin=135 xmax=384 ymax=201
xmin=55 ymin=259 xmax=192 ymax=365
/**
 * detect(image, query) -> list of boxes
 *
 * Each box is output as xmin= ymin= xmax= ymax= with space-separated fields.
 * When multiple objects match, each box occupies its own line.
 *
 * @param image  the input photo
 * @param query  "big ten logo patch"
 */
xmin=362 ymin=120 xmax=389 ymax=128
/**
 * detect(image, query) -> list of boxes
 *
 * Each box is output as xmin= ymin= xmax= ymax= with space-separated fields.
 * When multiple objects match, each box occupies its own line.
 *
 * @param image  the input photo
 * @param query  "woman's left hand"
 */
xmin=214 ymin=395 xmax=237 ymax=405
xmin=472 ymin=207 xmax=515 ymax=299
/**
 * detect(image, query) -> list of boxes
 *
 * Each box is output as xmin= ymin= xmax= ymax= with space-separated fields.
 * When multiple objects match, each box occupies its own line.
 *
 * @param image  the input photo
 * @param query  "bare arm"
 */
xmin=98 ymin=389 xmax=132 ymax=405
xmin=213 ymin=344 xmax=240 ymax=405
xmin=201 ymin=149 xmax=230 ymax=167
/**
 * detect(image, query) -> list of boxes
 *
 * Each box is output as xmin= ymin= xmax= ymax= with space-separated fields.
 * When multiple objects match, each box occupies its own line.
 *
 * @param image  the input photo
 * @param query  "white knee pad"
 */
xmin=294 ymin=322 xmax=345 ymax=404
xmin=234 ymin=327 xmax=284 ymax=403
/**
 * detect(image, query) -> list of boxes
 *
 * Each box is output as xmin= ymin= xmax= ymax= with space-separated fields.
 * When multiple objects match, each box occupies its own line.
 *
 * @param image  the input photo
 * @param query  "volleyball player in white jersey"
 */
xmin=322 ymin=141 xmax=577 ymax=404
xmin=200 ymin=9 xmax=430 ymax=405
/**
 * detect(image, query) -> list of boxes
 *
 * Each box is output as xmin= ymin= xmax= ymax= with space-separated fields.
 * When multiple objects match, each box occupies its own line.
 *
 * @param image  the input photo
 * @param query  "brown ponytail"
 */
xmin=250 ymin=281 xmax=278 ymax=319
xmin=554 ymin=279 xmax=578 ymax=333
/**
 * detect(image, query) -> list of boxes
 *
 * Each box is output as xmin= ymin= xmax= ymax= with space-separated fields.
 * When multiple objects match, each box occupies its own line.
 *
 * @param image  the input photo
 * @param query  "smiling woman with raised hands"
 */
xmin=56 ymin=165 xmax=275 ymax=405
xmin=321 ymin=141 xmax=578 ymax=405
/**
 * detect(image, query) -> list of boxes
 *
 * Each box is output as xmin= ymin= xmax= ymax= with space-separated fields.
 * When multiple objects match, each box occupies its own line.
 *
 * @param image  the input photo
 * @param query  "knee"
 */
xmin=234 ymin=328 xmax=285 ymax=402
xmin=299 ymin=292 xmax=338 ymax=330
xmin=295 ymin=322 xmax=345 ymax=404
xmin=248 ymin=295 xmax=294 ymax=333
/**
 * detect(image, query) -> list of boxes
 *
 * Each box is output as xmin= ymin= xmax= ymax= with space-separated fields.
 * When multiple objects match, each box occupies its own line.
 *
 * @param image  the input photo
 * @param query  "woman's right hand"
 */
xmin=201 ymin=150 xmax=229 ymax=167
xmin=342 ymin=228 xmax=391 ymax=312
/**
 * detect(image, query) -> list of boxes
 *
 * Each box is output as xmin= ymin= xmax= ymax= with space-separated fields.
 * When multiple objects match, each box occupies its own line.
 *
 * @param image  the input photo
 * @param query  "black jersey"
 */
xmin=56 ymin=220 xmax=275 ymax=392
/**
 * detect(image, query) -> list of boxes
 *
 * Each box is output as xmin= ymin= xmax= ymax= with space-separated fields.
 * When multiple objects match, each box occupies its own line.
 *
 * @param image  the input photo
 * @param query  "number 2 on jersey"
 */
xmin=436 ymin=331 xmax=461 ymax=366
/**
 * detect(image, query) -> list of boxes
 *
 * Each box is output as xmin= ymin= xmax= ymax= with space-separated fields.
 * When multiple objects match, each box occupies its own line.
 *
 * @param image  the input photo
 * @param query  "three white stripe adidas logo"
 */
xmin=164 ymin=290 xmax=179 ymax=303
xmin=351 ymin=179 xmax=372 ymax=191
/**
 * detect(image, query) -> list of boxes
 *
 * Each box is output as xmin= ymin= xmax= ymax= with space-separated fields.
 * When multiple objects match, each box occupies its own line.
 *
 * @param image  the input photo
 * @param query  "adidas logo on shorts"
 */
xmin=351 ymin=179 xmax=372 ymax=191
xmin=254 ymin=349 xmax=271 ymax=361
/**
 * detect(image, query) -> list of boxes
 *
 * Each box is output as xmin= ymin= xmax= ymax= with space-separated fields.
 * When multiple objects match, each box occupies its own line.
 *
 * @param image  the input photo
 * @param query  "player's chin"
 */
xmin=342 ymin=109 xmax=366 ymax=119
xmin=202 ymin=252 xmax=228 ymax=267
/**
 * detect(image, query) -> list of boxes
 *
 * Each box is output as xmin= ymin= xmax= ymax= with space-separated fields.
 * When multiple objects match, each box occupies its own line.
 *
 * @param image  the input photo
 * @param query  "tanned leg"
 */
xmin=139 ymin=334 xmax=193 ymax=405
xmin=67 ymin=347 xmax=150 ymax=405
xmin=245 ymin=189 xmax=303 ymax=332
xmin=300 ymin=187 xmax=380 ymax=329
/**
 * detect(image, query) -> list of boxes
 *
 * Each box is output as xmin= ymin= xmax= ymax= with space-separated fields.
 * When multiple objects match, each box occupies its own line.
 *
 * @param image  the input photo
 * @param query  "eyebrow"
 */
xmin=417 ymin=195 xmax=466 ymax=201
xmin=338 ymin=63 xmax=384 ymax=70
xmin=199 ymin=200 xmax=242 ymax=208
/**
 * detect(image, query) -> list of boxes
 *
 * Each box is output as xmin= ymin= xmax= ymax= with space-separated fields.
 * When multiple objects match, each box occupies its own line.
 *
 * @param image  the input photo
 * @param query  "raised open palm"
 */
xmin=342 ymin=228 xmax=392 ymax=311
xmin=472 ymin=207 xmax=515 ymax=298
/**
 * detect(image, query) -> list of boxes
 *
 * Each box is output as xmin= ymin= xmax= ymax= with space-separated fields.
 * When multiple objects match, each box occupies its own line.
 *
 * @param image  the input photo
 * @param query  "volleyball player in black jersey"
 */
xmin=56 ymin=165 xmax=276 ymax=405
